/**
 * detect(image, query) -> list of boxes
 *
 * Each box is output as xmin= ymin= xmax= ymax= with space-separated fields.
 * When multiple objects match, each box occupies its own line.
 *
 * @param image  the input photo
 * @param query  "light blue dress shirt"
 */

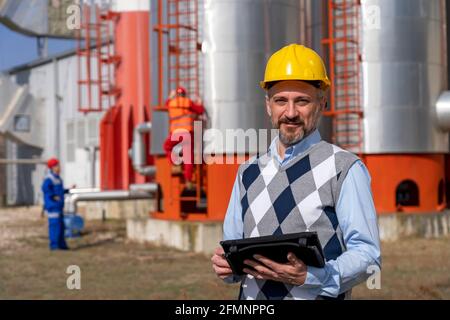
xmin=222 ymin=129 xmax=381 ymax=298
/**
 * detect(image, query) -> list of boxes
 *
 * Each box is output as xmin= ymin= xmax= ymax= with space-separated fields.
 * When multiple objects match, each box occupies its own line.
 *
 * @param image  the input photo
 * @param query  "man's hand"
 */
xmin=168 ymin=89 xmax=176 ymax=100
xmin=198 ymin=114 xmax=208 ymax=122
xmin=243 ymin=252 xmax=308 ymax=286
xmin=211 ymin=247 xmax=233 ymax=279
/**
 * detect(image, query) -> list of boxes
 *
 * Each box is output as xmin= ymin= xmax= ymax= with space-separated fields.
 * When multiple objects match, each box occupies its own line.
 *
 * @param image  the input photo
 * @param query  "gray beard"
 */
xmin=274 ymin=113 xmax=321 ymax=148
xmin=279 ymin=128 xmax=305 ymax=147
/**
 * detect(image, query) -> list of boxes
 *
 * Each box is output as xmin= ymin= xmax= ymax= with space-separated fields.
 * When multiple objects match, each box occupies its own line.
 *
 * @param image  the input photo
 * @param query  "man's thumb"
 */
xmin=288 ymin=252 xmax=300 ymax=265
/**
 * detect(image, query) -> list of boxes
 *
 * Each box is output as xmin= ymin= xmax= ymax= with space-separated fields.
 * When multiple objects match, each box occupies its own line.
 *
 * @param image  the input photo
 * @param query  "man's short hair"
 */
xmin=266 ymin=80 xmax=326 ymax=99
xmin=266 ymin=80 xmax=322 ymax=91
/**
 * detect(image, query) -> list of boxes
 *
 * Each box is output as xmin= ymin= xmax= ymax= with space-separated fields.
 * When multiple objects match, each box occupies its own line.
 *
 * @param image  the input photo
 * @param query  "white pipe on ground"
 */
xmin=68 ymin=188 xmax=101 ymax=194
xmin=129 ymin=183 xmax=159 ymax=192
xmin=0 ymin=159 xmax=45 ymax=165
xmin=66 ymin=186 xmax=157 ymax=213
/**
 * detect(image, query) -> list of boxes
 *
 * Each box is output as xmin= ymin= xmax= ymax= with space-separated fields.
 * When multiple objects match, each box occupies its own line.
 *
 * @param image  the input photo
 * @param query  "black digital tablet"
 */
xmin=220 ymin=232 xmax=325 ymax=276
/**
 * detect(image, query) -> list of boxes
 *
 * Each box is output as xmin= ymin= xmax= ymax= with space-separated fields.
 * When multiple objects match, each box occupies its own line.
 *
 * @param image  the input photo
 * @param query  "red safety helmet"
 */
xmin=176 ymin=86 xmax=187 ymax=96
xmin=47 ymin=158 xmax=59 ymax=169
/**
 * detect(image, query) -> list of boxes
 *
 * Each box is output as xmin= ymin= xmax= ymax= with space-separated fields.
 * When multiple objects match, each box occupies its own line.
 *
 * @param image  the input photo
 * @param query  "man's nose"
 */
xmin=285 ymin=100 xmax=297 ymax=118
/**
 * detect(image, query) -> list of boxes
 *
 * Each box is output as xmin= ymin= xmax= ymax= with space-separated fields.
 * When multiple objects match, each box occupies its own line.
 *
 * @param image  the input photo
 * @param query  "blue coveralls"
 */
xmin=41 ymin=171 xmax=69 ymax=250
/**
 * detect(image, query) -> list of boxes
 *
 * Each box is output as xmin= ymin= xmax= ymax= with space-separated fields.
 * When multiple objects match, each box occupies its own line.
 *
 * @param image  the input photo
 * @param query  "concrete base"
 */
xmin=127 ymin=218 xmax=223 ymax=255
xmin=77 ymin=199 xmax=156 ymax=220
xmin=378 ymin=211 xmax=450 ymax=241
xmin=126 ymin=211 xmax=450 ymax=254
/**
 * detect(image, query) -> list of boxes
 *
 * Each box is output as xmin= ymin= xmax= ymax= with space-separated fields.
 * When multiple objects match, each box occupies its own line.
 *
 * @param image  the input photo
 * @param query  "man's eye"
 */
xmin=296 ymin=99 xmax=310 ymax=105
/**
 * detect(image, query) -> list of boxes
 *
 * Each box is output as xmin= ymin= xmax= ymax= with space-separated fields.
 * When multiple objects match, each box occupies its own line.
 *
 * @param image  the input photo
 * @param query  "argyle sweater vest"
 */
xmin=237 ymin=140 xmax=359 ymax=300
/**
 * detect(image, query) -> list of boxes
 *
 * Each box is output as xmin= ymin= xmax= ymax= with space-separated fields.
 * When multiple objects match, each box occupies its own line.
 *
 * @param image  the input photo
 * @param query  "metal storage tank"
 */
xmin=299 ymin=0 xmax=333 ymax=142
xmin=148 ymin=0 xmax=304 ymax=220
xmin=304 ymin=0 xmax=449 ymax=213
xmin=360 ymin=0 xmax=449 ymax=214
xmin=202 ymin=0 xmax=302 ymax=155
xmin=361 ymin=0 xmax=447 ymax=153
xmin=201 ymin=0 xmax=304 ymax=218
xmin=150 ymin=0 xmax=303 ymax=155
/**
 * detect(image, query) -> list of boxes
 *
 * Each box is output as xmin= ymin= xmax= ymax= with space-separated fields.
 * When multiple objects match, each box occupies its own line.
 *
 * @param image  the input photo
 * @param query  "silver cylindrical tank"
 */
xmin=202 ymin=0 xmax=302 ymax=154
xmin=361 ymin=0 xmax=448 ymax=153
xmin=300 ymin=0 xmax=333 ymax=142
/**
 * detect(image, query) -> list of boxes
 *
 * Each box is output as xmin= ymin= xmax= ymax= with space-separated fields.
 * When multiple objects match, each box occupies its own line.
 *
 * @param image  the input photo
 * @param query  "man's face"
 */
xmin=266 ymin=80 xmax=326 ymax=147
xmin=51 ymin=165 xmax=61 ymax=175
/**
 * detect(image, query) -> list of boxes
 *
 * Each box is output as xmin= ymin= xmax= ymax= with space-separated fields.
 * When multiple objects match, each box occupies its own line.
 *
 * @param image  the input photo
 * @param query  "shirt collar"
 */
xmin=48 ymin=170 xmax=59 ymax=178
xmin=269 ymin=129 xmax=322 ymax=165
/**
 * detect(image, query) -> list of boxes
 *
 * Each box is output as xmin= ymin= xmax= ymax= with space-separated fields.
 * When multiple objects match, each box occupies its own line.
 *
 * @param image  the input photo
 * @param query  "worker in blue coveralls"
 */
xmin=41 ymin=158 xmax=70 ymax=250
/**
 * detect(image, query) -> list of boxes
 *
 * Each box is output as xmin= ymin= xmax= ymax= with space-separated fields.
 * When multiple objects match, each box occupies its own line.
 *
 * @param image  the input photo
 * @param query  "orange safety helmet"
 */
xmin=47 ymin=158 xmax=59 ymax=169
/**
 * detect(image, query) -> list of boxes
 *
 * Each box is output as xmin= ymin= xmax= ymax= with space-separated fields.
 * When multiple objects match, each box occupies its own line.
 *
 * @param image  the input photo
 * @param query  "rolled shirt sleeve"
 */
xmin=302 ymin=160 xmax=382 ymax=297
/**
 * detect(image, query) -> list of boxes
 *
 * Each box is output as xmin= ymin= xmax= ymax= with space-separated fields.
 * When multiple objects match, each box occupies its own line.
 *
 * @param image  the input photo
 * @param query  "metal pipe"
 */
xmin=436 ymin=91 xmax=450 ymax=131
xmin=158 ymin=0 xmax=163 ymax=107
xmin=129 ymin=183 xmax=159 ymax=192
xmin=68 ymin=188 xmax=101 ymax=194
xmin=66 ymin=186 xmax=157 ymax=213
xmin=52 ymin=58 xmax=60 ymax=159
xmin=92 ymin=146 xmax=98 ymax=187
xmin=84 ymin=145 xmax=99 ymax=188
xmin=0 ymin=158 xmax=46 ymax=165
xmin=129 ymin=122 xmax=156 ymax=176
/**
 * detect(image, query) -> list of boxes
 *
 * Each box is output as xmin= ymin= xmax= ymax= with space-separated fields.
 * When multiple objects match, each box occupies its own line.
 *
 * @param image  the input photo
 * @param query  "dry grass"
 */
xmin=353 ymin=236 xmax=450 ymax=299
xmin=0 ymin=207 xmax=449 ymax=300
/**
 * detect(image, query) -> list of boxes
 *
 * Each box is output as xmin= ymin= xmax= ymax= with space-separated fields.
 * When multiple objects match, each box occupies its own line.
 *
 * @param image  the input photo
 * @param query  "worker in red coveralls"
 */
xmin=163 ymin=86 xmax=205 ymax=190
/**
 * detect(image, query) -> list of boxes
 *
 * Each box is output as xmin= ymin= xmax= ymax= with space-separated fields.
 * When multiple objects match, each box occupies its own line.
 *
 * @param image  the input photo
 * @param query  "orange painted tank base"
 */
xmin=206 ymin=156 xmax=246 ymax=220
xmin=152 ymin=156 xmax=205 ymax=221
xmin=364 ymin=154 xmax=446 ymax=214
xmin=153 ymin=153 xmax=447 ymax=220
xmin=152 ymin=155 xmax=244 ymax=222
xmin=445 ymin=155 xmax=450 ymax=208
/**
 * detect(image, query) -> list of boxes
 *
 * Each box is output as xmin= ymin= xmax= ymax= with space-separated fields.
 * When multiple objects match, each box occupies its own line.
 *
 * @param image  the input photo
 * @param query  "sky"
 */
xmin=0 ymin=23 xmax=76 ymax=72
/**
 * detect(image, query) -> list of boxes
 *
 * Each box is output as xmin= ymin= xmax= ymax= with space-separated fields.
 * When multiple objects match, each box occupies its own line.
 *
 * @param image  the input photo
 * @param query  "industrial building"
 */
xmin=1 ymin=0 xmax=450 ymax=252
xmin=0 ymin=50 xmax=103 ymax=206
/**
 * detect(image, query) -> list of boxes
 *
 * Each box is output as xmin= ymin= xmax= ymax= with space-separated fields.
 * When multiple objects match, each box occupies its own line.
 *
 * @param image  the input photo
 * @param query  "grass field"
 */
xmin=0 ymin=206 xmax=449 ymax=300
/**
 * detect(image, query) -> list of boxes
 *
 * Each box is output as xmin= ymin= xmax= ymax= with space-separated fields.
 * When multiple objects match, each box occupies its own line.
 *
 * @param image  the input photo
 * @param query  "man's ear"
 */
xmin=265 ymin=95 xmax=272 ymax=117
xmin=320 ymin=97 xmax=327 ymax=111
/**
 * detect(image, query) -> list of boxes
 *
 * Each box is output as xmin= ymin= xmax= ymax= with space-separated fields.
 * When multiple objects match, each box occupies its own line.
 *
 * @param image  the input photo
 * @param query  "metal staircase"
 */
xmin=323 ymin=0 xmax=363 ymax=154
xmin=167 ymin=0 xmax=200 ymax=98
xmin=154 ymin=0 xmax=205 ymax=209
xmin=76 ymin=3 xmax=120 ymax=113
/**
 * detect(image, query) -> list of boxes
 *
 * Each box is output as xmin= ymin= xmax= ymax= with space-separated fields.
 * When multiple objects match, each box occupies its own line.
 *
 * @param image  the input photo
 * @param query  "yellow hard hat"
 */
xmin=260 ymin=44 xmax=331 ymax=90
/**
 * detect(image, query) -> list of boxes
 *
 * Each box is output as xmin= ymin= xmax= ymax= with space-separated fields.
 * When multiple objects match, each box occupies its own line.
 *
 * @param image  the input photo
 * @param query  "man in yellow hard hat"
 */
xmin=212 ymin=44 xmax=381 ymax=300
